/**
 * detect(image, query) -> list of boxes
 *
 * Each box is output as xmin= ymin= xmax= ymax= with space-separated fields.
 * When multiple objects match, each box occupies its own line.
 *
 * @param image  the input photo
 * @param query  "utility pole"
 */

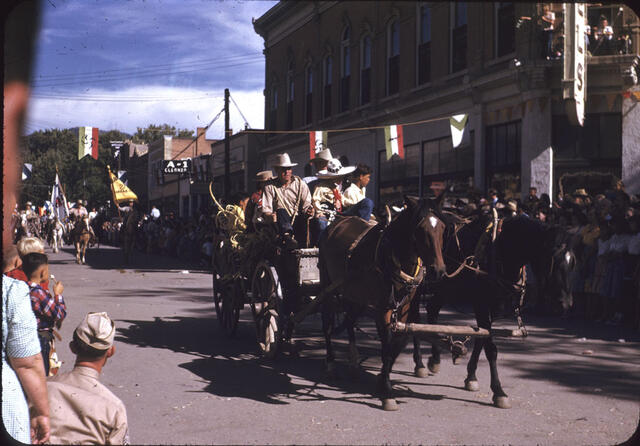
xmin=224 ymin=88 xmax=231 ymax=202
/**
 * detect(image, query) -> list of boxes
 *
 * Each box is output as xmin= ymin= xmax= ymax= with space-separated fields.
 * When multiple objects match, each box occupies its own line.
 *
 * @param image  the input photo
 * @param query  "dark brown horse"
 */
xmin=416 ymin=213 xmax=561 ymax=409
xmin=319 ymin=195 xmax=446 ymax=411
xmin=69 ymin=215 xmax=92 ymax=264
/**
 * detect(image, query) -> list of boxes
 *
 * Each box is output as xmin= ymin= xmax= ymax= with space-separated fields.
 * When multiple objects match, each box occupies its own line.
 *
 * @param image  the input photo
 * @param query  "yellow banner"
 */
xmin=108 ymin=167 xmax=138 ymax=204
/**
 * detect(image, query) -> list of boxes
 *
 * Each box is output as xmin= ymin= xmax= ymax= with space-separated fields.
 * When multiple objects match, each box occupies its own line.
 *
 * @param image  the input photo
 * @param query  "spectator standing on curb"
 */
xmin=22 ymin=252 xmax=67 ymax=375
xmin=3 ymin=1 xmax=51 ymax=442
xmin=47 ymin=312 xmax=130 ymax=445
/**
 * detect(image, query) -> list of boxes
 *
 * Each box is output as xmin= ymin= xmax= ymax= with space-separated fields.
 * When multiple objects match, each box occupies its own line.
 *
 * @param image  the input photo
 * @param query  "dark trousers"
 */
xmin=341 ymin=198 xmax=374 ymax=221
xmin=38 ymin=333 xmax=51 ymax=376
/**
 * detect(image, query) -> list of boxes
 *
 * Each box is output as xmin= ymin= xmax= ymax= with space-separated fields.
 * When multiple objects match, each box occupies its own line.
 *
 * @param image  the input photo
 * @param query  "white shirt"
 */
xmin=342 ymin=183 xmax=366 ymax=208
xmin=151 ymin=207 xmax=161 ymax=219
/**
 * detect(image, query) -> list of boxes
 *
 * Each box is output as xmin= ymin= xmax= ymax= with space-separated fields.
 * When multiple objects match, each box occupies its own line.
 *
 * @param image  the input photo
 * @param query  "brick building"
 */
xmin=253 ymin=2 xmax=640 ymax=204
xmin=147 ymin=127 xmax=217 ymax=215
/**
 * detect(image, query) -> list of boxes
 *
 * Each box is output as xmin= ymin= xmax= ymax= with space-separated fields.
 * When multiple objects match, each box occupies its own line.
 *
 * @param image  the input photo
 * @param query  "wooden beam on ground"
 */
xmin=392 ymin=322 xmax=527 ymax=338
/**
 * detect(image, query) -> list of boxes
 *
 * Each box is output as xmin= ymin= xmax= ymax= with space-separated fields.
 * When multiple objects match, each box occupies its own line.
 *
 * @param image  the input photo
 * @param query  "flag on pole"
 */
xmin=449 ymin=114 xmax=469 ymax=148
xmin=384 ymin=124 xmax=404 ymax=160
xmin=22 ymin=163 xmax=32 ymax=181
xmin=78 ymin=127 xmax=99 ymax=160
xmin=117 ymin=170 xmax=128 ymax=186
xmin=50 ymin=173 xmax=69 ymax=221
xmin=108 ymin=166 xmax=137 ymax=204
xmin=309 ymin=131 xmax=328 ymax=159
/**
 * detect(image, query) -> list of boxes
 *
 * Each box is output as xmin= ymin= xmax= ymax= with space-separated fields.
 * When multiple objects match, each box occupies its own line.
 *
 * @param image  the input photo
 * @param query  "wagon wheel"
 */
xmin=211 ymin=237 xmax=228 ymax=322
xmin=250 ymin=261 xmax=283 ymax=358
xmin=219 ymin=278 xmax=242 ymax=337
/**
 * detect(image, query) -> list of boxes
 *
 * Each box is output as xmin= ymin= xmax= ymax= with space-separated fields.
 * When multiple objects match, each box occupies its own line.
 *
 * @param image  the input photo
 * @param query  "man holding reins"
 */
xmin=261 ymin=153 xmax=314 ymax=249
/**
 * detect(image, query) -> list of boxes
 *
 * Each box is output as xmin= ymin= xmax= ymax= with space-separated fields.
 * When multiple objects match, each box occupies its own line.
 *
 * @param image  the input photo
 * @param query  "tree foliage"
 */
xmin=19 ymin=128 xmax=129 ymax=208
xmin=131 ymin=123 xmax=194 ymax=144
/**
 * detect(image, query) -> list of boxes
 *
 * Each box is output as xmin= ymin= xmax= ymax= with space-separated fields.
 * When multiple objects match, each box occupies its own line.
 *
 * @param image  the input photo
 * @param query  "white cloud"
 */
xmin=25 ymin=85 xmax=265 ymax=140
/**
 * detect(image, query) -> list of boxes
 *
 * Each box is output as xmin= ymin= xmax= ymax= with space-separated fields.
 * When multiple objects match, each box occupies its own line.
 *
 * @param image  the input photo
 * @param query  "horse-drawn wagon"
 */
xmin=209 ymin=193 xmax=551 ymax=411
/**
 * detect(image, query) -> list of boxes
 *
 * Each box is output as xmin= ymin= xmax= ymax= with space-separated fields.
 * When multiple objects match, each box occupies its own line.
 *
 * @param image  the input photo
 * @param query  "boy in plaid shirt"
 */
xmin=22 ymin=252 xmax=67 ymax=375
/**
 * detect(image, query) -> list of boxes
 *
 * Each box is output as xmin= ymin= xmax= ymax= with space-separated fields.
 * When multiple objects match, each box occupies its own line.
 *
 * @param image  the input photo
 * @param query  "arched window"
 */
xmin=305 ymin=64 xmax=313 ymax=125
xmin=387 ymin=20 xmax=400 ymax=95
xmin=286 ymin=59 xmax=294 ymax=129
xmin=417 ymin=4 xmax=431 ymax=85
xmin=360 ymin=34 xmax=371 ymax=105
xmin=340 ymin=26 xmax=351 ymax=112
xmin=323 ymin=55 xmax=333 ymax=118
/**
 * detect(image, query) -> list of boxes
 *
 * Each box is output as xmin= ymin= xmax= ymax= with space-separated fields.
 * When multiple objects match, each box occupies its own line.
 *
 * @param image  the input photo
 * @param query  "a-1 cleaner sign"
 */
xmin=163 ymin=159 xmax=191 ymax=174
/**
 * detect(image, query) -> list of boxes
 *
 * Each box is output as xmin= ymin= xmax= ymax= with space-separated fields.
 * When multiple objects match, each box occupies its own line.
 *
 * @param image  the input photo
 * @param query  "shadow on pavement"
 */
xmin=114 ymin=314 xmax=493 ymax=410
xmin=59 ymin=245 xmax=210 ymax=273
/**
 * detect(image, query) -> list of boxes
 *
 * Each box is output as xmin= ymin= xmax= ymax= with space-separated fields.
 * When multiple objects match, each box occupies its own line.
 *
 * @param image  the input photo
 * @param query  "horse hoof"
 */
xmin=381 ymin=398 xmax=398 ymax=411
xmin=493 ymin=395 xmax=511 ymax=409
xmin=452 ymin=355 xmax=463 ymax=365
xmin=427 ymin=358 xmax=440 ymax=374
xmin=464 ymin=379 xmax=479 ymax=392
xmin=414 ymin=367 xmax=428 ymax=378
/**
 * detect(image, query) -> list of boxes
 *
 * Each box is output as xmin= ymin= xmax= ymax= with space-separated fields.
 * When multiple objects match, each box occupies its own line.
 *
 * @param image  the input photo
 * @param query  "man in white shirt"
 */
xmin=342 ymin=164 xmax=374 ymax=221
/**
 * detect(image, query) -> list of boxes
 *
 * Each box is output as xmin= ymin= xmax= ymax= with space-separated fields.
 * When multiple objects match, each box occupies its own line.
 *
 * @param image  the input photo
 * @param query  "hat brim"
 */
xmin=273 ymin=163 xmax=298 ymax=168
xmin=317 ymin=166 xmax=357 ymax=179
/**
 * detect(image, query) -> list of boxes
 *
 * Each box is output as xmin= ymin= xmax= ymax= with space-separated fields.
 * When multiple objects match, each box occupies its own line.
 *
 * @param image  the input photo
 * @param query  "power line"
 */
xmin=31 ymin=59 xmax=262 ymax=88
xmin=229 ymin=92 xmax=252 ymax=129
xmin=31 ymin=94 xmax=219 ymax=103
xmin=33 ymin=52 xmax=262 ymax=81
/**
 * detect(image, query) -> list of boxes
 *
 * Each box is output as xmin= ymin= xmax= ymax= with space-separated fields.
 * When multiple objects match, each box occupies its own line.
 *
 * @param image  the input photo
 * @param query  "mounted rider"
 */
xmin=70 ymin=199 xmax=96 ymax=242
xmin=261 ymin=153 xmax=314 ymax=249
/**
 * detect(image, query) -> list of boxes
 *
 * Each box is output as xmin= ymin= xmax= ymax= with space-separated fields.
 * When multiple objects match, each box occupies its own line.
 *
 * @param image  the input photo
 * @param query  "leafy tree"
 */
xmin=19 ymin=128 xmax=129 ymax=209
xmin=132 ymin=123 xmax=194 ymax=144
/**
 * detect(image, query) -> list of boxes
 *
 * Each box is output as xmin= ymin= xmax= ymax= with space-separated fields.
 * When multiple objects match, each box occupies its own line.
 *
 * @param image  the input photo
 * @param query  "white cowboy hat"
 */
xmin=317 ymin=158 xmax=357 ymax=179
xmin=310 ymin=148 xmax=333 ymax=163
xmin=272 ymin=153 xmax=297 ymax=168
xmin=254 ymin=170 xmax=274 ymax=182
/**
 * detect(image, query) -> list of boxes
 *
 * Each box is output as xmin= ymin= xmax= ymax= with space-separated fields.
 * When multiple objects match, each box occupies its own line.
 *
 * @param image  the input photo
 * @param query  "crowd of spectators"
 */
xmin=468 ymin=181 xmax=640 ymax=330
xmin=96 ymin=208 xmax=215 ymax=267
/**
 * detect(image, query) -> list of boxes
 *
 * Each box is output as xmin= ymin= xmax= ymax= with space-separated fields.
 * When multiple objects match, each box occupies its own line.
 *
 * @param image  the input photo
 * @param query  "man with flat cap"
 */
xmin=47 ymin=312 xmax=129 ymax=445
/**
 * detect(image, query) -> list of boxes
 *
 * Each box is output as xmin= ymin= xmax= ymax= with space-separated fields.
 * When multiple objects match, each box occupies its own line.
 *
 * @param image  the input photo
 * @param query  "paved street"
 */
xmin=46 ymin=243 xmax=639 ymax=445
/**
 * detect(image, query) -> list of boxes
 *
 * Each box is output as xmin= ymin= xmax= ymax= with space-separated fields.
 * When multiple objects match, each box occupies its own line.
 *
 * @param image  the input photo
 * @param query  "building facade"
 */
xmin=210 ymin=130 xmax=267 ymax=199
xmin=253 ymin=2 xmax=640 ymax=204
xmin=147 ymin=127 xmax=217 ymax=215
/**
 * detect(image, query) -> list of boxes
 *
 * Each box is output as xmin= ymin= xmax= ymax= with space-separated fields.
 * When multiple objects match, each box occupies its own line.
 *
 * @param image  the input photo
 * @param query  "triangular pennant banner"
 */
xmin=309 ymin=131 xmax=328 ymax=159
xmin=118 ymin=170 xmax=128 ymax=186
xmin=22 ymin=163 xmax=32 ymax=181
xmin=78 ymin=127 xmax=99 ymax=160
xmin=108 ymin=166 xmax=138 ymax=204
xmin=449 ymin=114 xmax=469 ymax=149
xmin=384 ymin=125 xmax=404 ymax=159
xmin=631 ymin=91 xmax=640 ymax=101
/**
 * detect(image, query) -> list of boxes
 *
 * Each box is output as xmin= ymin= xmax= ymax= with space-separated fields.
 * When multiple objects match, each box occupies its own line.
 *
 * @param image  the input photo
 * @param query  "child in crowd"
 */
xmin=22 ymin=252 xmax=67 ymax=375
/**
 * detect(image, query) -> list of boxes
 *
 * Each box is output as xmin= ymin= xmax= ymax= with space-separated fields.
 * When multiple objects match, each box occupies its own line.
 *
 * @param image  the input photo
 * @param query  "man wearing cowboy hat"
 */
xmin=311 ymin=158 xmax=357 ymax=242
xmin=262 ymin=153 xmax=313 ymax=242
xmin=303 ymin=148 xmax=334 ymax=193
xmin=245 ymin=170 xmax=274 ymax=232
xmin=47 ymin=312 xmax=129 ymax=445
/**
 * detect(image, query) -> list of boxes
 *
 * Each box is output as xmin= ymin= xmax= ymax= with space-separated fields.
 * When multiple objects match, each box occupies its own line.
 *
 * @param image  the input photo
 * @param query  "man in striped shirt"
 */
xmin=22 ymin=252 xmax=67 ymax=376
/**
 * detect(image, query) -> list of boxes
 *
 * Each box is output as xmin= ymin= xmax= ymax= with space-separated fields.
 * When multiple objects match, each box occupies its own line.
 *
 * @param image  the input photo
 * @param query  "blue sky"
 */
xmin=26 ymin=0 xmax=278 ymax=139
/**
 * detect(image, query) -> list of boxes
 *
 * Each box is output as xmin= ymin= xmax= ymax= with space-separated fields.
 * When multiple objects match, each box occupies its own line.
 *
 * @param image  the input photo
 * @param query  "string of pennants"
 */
xmin=308 ymin=114 xmax=471 ymax=162
xmin=483 ymin=90 xmax=639 ymax=125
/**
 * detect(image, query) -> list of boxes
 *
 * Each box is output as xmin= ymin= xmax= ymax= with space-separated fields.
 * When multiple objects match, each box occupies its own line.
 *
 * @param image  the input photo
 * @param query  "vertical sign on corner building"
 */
xmin=562 ymin=3 xmax=586 ymax=126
